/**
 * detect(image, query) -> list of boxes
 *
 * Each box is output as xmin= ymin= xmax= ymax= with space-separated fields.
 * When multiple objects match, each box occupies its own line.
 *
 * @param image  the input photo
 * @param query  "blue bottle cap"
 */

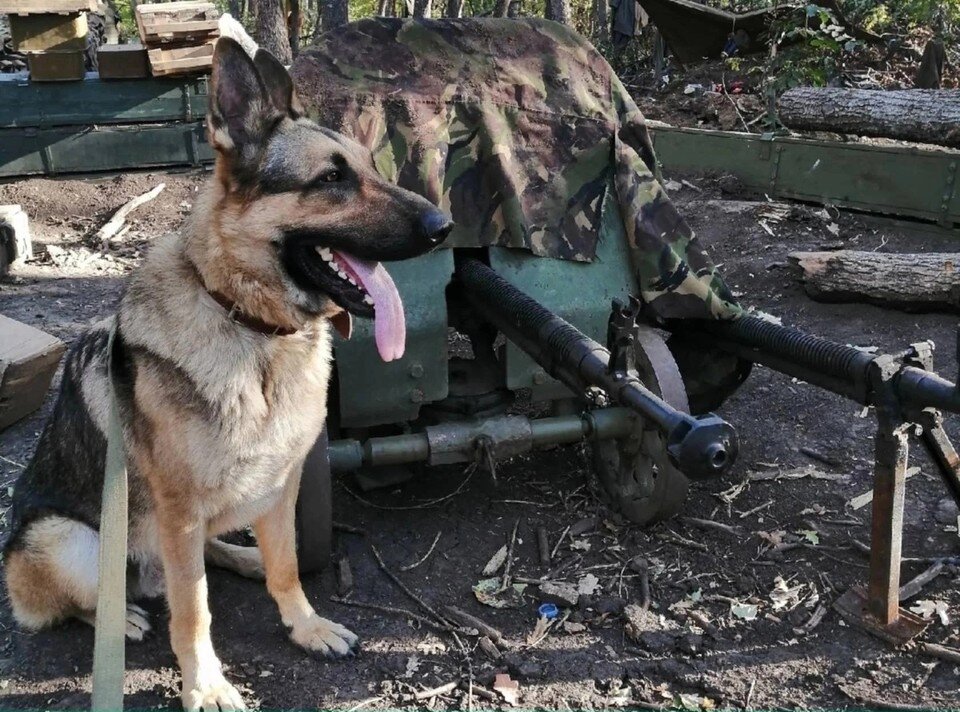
xmin=538 ymin=602 xmax=559 ymax=620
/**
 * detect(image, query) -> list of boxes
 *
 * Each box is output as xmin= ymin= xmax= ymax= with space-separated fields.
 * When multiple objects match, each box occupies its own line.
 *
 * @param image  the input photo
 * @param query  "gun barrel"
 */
xmin=455 ymin=258 xmax=737 ymax=479
xmin=678 ymin=315 xmax=960 ymax=415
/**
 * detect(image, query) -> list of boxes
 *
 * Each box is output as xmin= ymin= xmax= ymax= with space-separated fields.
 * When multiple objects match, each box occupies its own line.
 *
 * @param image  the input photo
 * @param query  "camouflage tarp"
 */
xmin=292 ymin=18 xmax=740 ymax=320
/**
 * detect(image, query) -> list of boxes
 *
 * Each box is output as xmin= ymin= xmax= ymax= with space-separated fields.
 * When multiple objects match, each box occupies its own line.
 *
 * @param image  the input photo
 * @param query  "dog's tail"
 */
xmin=217 ymin=13 xmax=259 ymax=58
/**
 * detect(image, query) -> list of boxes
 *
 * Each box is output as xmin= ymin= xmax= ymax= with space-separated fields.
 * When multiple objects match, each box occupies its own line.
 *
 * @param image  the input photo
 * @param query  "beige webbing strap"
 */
xmin=91 ymin=319 xmax=128 ymax=712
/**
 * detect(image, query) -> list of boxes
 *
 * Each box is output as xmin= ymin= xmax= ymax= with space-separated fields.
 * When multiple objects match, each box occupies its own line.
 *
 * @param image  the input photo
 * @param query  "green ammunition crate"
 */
xmin=10 ymin=12 xmax=87 ymax=52
xmin=27 ymin=50 xmax=86 ymax=81
xmin=97 ymin=44 xmax=151 ymax=79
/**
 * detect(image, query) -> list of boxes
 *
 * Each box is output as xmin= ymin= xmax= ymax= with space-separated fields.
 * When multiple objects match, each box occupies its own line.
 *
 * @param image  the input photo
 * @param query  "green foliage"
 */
xmin=758 ymin=4 xmax=859 ymax=92
xmin=842 ymin=0 xmax=960 ymax=31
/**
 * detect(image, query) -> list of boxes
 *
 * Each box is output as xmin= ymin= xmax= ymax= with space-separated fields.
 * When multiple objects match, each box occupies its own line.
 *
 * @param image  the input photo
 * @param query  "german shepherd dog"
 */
xmin=4 ymin=38 xmax=451 ymax=710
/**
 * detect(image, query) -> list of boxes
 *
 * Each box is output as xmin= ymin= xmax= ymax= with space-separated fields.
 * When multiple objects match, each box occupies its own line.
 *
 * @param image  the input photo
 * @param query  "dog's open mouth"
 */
xmin=308 ymin=246 xmax=405 ymax=362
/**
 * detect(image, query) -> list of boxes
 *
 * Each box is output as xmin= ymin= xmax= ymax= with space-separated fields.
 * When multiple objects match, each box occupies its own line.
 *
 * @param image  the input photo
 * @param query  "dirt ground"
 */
xmin=2 ymin=168 xmax=960 ymax=711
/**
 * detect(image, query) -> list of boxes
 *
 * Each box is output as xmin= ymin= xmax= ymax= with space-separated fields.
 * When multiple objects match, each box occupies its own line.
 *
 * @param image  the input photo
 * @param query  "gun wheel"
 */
xmin=296 ymin=425 xmax=333 ymax=574
xmin=591 ymin=326 xmax=691 ymax=525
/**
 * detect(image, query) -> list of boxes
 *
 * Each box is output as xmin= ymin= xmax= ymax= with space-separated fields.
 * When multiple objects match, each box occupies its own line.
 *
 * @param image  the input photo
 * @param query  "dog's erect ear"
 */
xmin=253 ymin=48 xmax=303 ymax=118
xmin=208 ymin=37 xmax=281 ymax=158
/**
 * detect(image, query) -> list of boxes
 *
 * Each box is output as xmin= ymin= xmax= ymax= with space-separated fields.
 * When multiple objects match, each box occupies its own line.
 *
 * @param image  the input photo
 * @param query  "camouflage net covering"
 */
xmin=292 ymin=18 xmax=740 ymax=320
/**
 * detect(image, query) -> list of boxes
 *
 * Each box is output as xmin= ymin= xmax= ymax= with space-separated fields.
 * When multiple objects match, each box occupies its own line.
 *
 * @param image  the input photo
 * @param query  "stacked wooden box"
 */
xmin=135 ymin=1 xmax=218 ymax=77
xmin=1 ymin=0 xmax=96 ymax=81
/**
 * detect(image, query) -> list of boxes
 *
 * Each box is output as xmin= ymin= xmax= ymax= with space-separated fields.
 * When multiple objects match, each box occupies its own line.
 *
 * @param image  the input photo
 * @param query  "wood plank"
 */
xmin=143 ymin=20 xmax=218 ymax=34
xmin=147 ymin=42 xmax=214 ymax=76
xmin=0 ymin=315 xmax=65 ymax=431
xmin=0 ymin=0 xmax=96 ymax=13
xmin=136 ymin=1 xmax=215 ymax=13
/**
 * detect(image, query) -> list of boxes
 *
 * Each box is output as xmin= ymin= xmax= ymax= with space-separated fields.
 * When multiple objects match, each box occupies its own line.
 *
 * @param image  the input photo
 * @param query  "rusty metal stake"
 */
xmin=835 ymin=361 xmax=929 ymax=645
xmin=919 ymin=408 xmax=960 ymax=506
xmin=867 ymin=419 xmax=910 ymax=624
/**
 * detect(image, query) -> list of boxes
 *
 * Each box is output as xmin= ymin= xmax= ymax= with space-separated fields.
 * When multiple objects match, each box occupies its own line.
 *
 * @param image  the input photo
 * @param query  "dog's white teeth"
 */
xmin=316 ymin=247 xmax=333 ymax=262
xmin=363 ymin=295 xmax=374 ymax=306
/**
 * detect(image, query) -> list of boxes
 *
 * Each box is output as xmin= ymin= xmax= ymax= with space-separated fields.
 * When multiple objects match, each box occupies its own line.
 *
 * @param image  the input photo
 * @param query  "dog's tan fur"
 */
xmin=5 ymin=36 xmax=450 ymax=711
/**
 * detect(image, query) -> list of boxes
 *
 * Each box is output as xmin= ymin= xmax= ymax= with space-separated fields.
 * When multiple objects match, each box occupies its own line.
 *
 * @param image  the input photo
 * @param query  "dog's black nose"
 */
xmin=421 ymin=210 xmax=453 ymax=245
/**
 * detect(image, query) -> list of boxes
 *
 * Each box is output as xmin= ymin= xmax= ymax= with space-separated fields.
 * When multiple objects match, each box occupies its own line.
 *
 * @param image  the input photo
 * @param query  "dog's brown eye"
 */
xmin=321 ymin=170 xmax=341 ymax=183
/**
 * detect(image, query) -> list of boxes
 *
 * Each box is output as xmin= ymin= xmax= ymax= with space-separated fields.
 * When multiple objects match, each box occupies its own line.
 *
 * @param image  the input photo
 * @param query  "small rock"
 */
xmin=935 ymin=497 xmax=959 ymax=525
xmin=539 ymin=581 xmax=579 ymax=608
xmin=594 ymin=596 xmax=627 ymax=616
xmin=591 ymin=660 xmax=624 ymax=685
xmin=639 ymin=631 xmax=677 ymax=654
xmin=676 ymin=633 xmax=703 ymax=655
xmin=503 ymin=652 xmax=545 ymax=680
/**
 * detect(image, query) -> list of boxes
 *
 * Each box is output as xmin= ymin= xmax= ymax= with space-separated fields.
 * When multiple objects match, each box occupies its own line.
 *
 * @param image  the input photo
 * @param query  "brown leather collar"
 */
xmin=188 ymin=261 xmax=298 ymax=337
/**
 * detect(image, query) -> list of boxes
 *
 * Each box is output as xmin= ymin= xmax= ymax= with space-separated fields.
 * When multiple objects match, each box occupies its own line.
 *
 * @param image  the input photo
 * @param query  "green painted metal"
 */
xmin=0 ymin=75 xmax=208 ymax=128
xmin=0 ymin=122 xmax=212 ymax=177
xmin=327 ymin=407 xmax=635 ymax=472
xmin=333 ymin=248 xmax=454 ymax=428
xmin=489 ymin=180 xmax=637 ymax=399
xmin=649 ymin=126 xmax=960 ymax=227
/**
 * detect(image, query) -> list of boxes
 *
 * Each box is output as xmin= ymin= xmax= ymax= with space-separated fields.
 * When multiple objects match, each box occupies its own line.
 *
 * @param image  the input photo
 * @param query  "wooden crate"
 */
xmin=27 ymin=49 xmax=86 ymax=81
xmin=0 ymin=315 xmax=65 ymax=432
xmin=136 ymin=1 xmax=219 ymax=46
xmin=97 ymin=43 xmax=150 ymax=79
xmin=0 ymin=0 xmax=96 ymax=15
xmin=147 ymin=41 xmax=214 ymax=77
xmin=10 ymin=12 xmax=87 ymax=52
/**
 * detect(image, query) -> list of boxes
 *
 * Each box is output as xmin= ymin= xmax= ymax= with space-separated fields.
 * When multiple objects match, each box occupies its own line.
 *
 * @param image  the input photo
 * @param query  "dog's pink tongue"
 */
xmin=333 ymin=251 xmax=405 ymax=362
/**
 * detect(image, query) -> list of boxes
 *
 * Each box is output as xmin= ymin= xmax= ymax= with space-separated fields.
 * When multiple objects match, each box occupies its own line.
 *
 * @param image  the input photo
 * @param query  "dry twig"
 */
xmin=400 ymin=530 xmax=442 ymax=572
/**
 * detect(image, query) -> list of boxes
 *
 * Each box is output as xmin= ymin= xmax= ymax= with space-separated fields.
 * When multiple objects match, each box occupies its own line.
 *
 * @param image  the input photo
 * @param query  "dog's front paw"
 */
xmin=182 ymin=672 xmax=246 ymax=711
xmin=125 ymin=603 xmax=152 ymax=641
xmin=290 ymin=615 xmax=359 ymax=658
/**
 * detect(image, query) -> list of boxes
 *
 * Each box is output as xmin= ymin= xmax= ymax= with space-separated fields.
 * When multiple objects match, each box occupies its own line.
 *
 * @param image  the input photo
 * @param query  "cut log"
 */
xmin=789 ymin=250 xmax=960 ymax=312
xmin=779 ymin=88 xmax=960 ymax=148
xmin=0 ymin=316 xmax=66 ymax=431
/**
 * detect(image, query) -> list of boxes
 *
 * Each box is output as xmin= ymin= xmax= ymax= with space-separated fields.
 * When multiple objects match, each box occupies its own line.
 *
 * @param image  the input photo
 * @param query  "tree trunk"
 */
xmin=413 ymin=0 xmax=431 ymax=17
xmin=789 ymin=250 xmax=960 ymax=312
xmin=378 ymin=0 xmax=394 ymax=16
xmin=288 ymin=0 xmax=301 ymax=53
xmin=321 ymin=0 xmax=348 ymax=31
xmin=593 ymin=0 xmax=608 ymax=42
xmin=255 ymin=0 xmax=293 ymax=63
xmin=444 ymin=0 xmax=461 ymax=17
xmin=493 ymin=0 xmax=509 ymax=17
xmin=227 ymin=0 xmax=241 ymax=19
xmin=916 ymin=39 xmax=945 ymax=89
xmin=779 ymin=87 xmax=960 ymax=149
xmin=544 ymin=0 xmax=569 ymax=24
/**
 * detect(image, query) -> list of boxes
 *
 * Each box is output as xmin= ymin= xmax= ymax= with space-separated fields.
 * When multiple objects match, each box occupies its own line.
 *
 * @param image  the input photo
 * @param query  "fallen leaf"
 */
xmin=570 ymin=538 xmax=592 ymax=552
xmin=826 ymin=222 xmax=840 ymax=236
xmin=493 ymin=673 xmax=520 ymax=706
xmin=769 ymin=576 xmax=804 ymax=611
xmin=416 ymin=640 xmax=447 ymax=655
xmin=910 ymin=599 xmax=950 ymax=625
xmin=757 ymin=530 xmax=787 ymax=547
xmin=473 ymin=577 xmax=527 ymax=609
xmin=401 ymin=655 xmax=421 ymax=679
xmin=797 ymin=529 xmax=820 ymax=546
xmin=562 ymin=621 xmax=587 ymax=633
xmin=731 ymin=602 xmax=758 ymax=620
xmin=481 ymin=545 xmax=507 ymax=576
xmin=577 ymin=573 xmax=601 ymax=596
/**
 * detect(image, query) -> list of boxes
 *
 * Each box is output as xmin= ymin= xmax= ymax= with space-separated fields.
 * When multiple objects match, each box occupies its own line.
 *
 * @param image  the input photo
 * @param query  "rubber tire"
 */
xmin=295 ymin=425 xmax=333 ymax=574
xmin=591 ymin=328 xmax=690 ymax=526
